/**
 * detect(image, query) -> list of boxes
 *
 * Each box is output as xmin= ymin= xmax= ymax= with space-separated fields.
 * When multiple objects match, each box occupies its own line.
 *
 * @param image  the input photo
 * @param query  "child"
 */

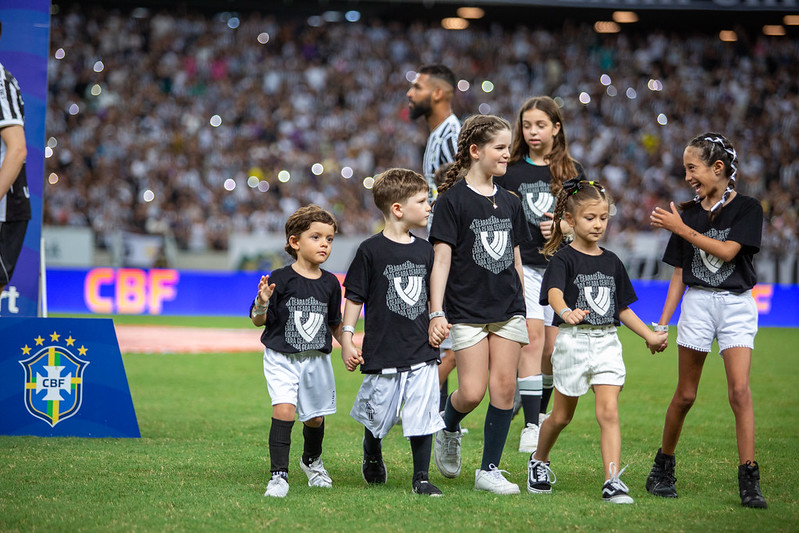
xmin=496 ymin=96 xmax=583 ymax=452
xmin=340 ymin=168 xmax=446 ymax=497
xmin=251 ymin=204 xmax=344 ymax=498
xmin=527 ymin=179 xmax=667 ymax=503
xmin=648 ymin=133 xmax=767 ymax=509
xmin=428 ymin=114 xmax=532 ymax=495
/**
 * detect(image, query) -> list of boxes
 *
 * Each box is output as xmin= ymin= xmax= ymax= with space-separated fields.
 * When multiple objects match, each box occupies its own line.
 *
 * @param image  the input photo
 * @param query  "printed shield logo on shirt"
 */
xmin=19 ymin=332 xmax=89 ymax=427
xmin=691 ymin=227 xmax=734 ymax=286
xmin=573 ymin=272 xmax=617 ymax=325
xmin=470 ymin=216 xmax=513 ymax=274
xmin=519 ymin=182 xmax=554 ymax=224
xmin=384 ymin=261 xmax=427 ymax=320
xmin=285 ymin=296 xmax=327 ymax=351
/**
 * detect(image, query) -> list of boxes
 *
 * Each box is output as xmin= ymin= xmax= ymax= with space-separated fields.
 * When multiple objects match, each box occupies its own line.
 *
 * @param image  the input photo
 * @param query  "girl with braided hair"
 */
xmin=647 ymin=133 xmax=767 ymax=509
xmin=527 ymin=179 xmax=666 ymax=503
xmin=428 ymin=114 xmax=532 ymax=495
xmin=496 ymin=96 xmax=584 ymax=452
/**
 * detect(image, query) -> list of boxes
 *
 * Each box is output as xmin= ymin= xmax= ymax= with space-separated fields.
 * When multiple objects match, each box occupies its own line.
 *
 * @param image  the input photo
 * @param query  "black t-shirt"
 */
xmin=344 ymin=233 xmax=439 ymax=373
xmin=662 ymin=194 xmax=762 ymax=292
xmin=429 ymin=179 xmax=532 ymax=324
xmin=497 ymin=160 xmax=583 ymax=267
xmin=541 ymin=245 xmax=637 ymax=327
xmin=252 ymin=265 xmax=342 ymax=354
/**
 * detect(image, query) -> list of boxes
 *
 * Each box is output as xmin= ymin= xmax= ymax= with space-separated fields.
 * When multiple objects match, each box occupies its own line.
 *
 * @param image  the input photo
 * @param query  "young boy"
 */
xmin=340 ymin=168 xmax=446 ymax=496
xmin=251 ymin=204 xmax=344 ymax=498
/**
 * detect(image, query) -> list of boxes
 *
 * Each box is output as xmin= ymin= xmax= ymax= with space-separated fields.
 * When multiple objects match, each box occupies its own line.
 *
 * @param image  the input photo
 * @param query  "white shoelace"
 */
xmin=531 ymin=459 xmax=557 ymax=484
xmin=606 ymin=462 xmax=630 ymax=493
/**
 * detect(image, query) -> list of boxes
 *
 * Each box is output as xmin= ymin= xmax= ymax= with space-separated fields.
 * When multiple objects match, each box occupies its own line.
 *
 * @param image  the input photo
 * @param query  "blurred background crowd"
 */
xmin=43 ymin=3 xmax=798 ymax=258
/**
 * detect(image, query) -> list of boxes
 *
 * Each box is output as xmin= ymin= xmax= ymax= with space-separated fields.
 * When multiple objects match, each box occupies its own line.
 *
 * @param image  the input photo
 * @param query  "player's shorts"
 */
xmin=350 ymin=361 xmax=445 ymax=439
xmin=552 ymin=324 xmax=625 ymax=397
xmin=677 ymin=287 xmax=758 ymax=355
xmin=450 ymin=315 xmax=529 ymax=352
xmin=523 ymin=265 xmax=555 ymax=323
xmin=263 ymin=347 xmax=336 ymax=422
xmin=0 ymin=220 xmax=29 ymax=286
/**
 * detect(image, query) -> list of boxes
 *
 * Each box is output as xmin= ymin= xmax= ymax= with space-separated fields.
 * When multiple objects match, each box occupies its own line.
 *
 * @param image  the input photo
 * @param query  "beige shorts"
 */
xmin=450 ymin=315 xmax=529 ymax=352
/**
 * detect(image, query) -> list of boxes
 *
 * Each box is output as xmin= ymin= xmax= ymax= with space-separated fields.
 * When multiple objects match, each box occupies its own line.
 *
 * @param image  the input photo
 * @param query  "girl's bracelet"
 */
xmin=559 ymin=307 xmax=572 ymax=318
xmin=342 ymin=325 xmax=355 ymax=334
xmin=429 ymin=311 xmax=446 ymax=320
xmin=652 ymin=323 xmax=669 ymax=332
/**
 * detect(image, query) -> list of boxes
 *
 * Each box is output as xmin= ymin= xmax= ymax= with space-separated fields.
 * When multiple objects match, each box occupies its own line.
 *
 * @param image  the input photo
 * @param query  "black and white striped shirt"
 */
xmin=0 ymin=61 xmax=29 ymax=222
xmin=422 ymin=113 xmax=460 ymax=201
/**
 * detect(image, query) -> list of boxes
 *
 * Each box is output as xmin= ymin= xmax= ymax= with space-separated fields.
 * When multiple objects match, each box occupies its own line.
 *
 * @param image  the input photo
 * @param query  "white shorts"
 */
xmin=677 ymin=287 xmax=758 ymax=355
xmin=523 ymin=265 xmax=555 ymax=323
xmin=350 ymin=362 xmax=445 ymax=439
xmin=551 ymin=325 xmax=625 ymax=397
xmin=263 ymin=347 xmax=336 ymax=422
xmin=450 ymin=315 xmax=529 ymax=352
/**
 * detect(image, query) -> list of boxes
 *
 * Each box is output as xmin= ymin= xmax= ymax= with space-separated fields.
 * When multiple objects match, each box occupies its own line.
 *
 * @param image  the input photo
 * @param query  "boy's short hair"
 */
xmin=372 ymin=168 xmax=428 ymax=216
xmin=284 ymin=204 xmax=338 ymax=259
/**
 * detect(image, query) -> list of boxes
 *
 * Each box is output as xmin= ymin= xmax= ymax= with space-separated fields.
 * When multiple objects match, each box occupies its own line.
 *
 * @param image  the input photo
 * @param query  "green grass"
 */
xmin=2 ymin=320 xmax=797 ymax=532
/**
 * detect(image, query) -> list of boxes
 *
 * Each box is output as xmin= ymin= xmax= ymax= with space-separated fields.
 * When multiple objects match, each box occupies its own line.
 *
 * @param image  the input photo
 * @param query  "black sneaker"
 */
xmin=362 ymin=453 xmax=387 ymax=484
xmin=602 ymin=463 xmax=634 ymax=504
xmin=646 ymin=448 xmax=678 ymax=498
xmin=412 ymin=473 xmax=442 ymax=497
xmin=738 ymin=461 xmax=767 ymax=509
xmin=527 ymin=452 xmax=556 ymax=494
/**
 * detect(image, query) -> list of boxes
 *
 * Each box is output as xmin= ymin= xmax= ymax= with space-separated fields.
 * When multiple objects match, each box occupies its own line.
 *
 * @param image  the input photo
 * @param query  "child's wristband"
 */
xmin=559 ymin=307 xmax=572 ymax=318
xmin=652 ymin=323 xmax=669 ymax=332
xmin=342 ymin=325 xmax=355 ymax=334
xmin=252 ymin=298 xmax=268 ymax=315
xmin=429 ymin=311 xmax=446 ymax=320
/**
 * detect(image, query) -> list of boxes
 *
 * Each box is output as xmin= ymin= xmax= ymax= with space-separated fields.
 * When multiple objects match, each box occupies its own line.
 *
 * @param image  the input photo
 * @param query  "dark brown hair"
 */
xmin=284 ymin=205 xmax=337 ymax=259
xmin=372 ymin=168 xmax=428 ymax=216
xmin=679 ymin=132 xmax=738 ymax=222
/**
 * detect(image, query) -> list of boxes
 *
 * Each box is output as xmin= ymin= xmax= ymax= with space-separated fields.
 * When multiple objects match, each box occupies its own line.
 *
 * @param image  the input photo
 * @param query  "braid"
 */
xmin=542 ymin=188 xmax=570 ymax=257
xmin=682 ymin=132 xmax=739 ymax=221
xmin=437 ymin=114 xmax=512 ymax=196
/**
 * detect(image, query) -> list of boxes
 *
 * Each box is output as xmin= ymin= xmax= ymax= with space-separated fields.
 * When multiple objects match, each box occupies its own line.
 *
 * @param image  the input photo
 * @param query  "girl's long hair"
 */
xmin=542 ymin=179 xmax=613 ymax=257
xmin=679 ymin=132 xmax=738 ymax=222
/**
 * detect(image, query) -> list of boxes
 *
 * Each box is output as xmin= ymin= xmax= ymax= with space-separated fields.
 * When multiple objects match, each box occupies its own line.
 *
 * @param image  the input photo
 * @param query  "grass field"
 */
xmin=1 ymin=316 xmax=797 ymax=532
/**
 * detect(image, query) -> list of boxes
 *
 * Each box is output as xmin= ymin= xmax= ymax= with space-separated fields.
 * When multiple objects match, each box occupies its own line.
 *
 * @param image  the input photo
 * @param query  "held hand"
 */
xmin=650 ymin=202 xmax=682 ymax=233
xmin=646 ymin=331 xmax=669 ymax=354
xmin=257 ymin=275 xmax=276 ymax=305
xmin=428 ymin=316 xmax=451 ymax=348
xmin=540 ymin=212 xmax=555 ymax=239
xmin=562 ymin=308 xmax=588 ymax=325
xmin=341 ymin=343 xmax=363 ymax=372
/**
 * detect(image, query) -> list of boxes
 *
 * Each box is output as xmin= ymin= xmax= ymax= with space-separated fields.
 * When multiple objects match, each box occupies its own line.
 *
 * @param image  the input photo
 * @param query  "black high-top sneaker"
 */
xmin=645 ymin=448 xmax=677 ymax=498
xmin=738 ymin=461 xmax=767 ymax=509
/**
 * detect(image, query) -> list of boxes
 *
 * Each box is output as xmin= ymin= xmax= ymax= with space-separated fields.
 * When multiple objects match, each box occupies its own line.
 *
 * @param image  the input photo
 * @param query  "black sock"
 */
xmin=518 ymin=375 xmax=542 ymax=426
xmin=269 ymin=418 xmax=294 ymax=474
xmin=540 ymin=374 xmax=554 ymax=414
xmin=439 ymin=378 xmax=448 ymax=412
xmin=410 ymin=434 xmax=433 ymax=478
xmin=301 ymin=419 xmax=324 ymax=466
xmin=442 ymin=394 xmax=469 ymax=433
xmin=522 ymin=395 xmax=542 ymax=426
xmin=480 ymin=404 xmax=513 ymax=471
xmin=363 ymin=427 xmax=382 ymax=457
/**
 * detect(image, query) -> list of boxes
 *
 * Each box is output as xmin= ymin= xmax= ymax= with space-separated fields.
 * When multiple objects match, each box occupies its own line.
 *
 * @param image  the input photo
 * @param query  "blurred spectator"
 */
xmin=44 ymin=6 xmax=798 ymax=255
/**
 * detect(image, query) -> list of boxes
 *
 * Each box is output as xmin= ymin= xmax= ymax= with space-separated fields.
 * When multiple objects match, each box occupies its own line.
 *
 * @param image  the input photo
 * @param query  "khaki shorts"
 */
xmin=450 ymin=315 xmax=529 ymax=352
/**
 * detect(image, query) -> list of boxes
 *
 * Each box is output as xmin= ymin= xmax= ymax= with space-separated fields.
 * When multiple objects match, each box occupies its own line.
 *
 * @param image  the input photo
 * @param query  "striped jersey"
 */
xmin=422 ymin=113 xmax=460 ymax=201
xmin=0 ymin=61 xmax=30 ymax=222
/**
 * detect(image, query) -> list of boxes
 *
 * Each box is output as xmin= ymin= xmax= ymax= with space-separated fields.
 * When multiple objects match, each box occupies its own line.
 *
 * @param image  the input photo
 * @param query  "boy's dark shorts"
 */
xmin=0 ymin=220 xmax=29 ymax=285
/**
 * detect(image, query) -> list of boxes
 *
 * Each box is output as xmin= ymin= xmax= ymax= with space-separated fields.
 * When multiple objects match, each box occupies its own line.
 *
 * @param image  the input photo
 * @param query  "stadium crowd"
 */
xmin=44 ymin=5 xmax=798 ymax=255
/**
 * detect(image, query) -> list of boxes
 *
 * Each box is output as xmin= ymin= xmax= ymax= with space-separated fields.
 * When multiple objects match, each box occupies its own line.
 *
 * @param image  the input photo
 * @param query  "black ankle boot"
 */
xmin=738 ymin=461 xmax=767 ymax=509
xmin=646 ymin=448 xmax=677 ymax=498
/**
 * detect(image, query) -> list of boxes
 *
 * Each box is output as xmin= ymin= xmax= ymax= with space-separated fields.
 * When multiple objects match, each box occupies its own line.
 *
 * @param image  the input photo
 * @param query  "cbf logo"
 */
xmin=18 ymin=331 xmax=89 ymax=427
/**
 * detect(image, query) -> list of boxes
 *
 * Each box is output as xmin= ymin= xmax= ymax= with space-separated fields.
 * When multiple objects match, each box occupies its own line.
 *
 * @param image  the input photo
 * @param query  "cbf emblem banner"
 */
xmin=0 ymin=318 xmax=140 ymax=437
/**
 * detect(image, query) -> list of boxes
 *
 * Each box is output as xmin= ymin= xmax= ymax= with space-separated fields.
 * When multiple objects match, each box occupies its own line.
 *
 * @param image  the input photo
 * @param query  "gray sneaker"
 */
xmin=299 ymin=458 xmax=332 ymax=488
xmin=434 ymin=427 xmax=462 ymax=478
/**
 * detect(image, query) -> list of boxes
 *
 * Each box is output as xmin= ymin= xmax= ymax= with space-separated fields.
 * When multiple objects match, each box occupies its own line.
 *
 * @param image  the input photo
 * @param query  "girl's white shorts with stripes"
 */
xmin=350 ymin=362 xmax=445 ymax=439
xmin=450 ymin=315 xmax=529 ymax=352
xmin=677 ymin=287 xmax=757 ymax=354
xmin=523 ymin=265 xmax=555 ymax=323
xmin=263 ymin=347 xmax=336 ymax=422
xmin=552 ymin=325 xmax=625 ymax=397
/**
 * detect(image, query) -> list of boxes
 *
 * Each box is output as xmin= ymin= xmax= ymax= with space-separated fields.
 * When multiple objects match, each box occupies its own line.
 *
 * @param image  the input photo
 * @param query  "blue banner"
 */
xmin=0 ymin=317 xmax=140 ymax=438
xmin=46 ymin=267 xmax=799 ymax=327
xmin=0 ymin=1 xmax=49 ymax=316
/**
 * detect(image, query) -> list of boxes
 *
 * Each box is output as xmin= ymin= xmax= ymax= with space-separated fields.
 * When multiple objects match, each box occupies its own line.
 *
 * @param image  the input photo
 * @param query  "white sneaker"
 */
xmin=474 ymin=465 xmax=520 ymax=495
xmin=539 ymin=411 xmax=551 ymax=425
xmin=519 ymin=423 xmax=540 ymax=453
xmin=264 ymin=472 xmax=289 ymax=497
xmin=434 ymin=427 xmax=462 ymax=478
xmin=602 ymin=462 xmax=634 ymax=504
xmin=300 ymin=457 xmax=332 ymax=488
